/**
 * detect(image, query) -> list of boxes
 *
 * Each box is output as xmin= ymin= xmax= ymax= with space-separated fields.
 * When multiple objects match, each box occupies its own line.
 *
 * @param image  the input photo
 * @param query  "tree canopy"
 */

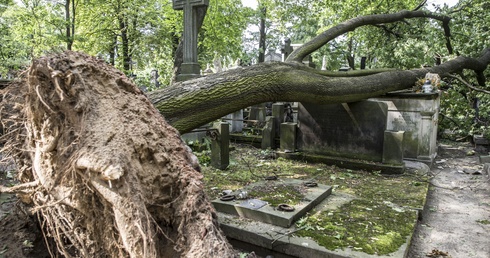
xmin=1 ymin=1 xmax=490 ymax=257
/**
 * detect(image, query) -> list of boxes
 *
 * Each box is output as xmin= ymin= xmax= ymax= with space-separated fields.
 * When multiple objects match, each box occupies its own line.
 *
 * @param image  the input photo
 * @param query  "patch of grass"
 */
xmin=476 ymin=219 xmax=490 ymax=225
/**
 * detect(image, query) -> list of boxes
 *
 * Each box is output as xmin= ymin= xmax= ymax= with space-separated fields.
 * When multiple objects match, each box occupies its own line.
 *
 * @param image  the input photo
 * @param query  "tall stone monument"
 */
xmin=173 ymin=0 xmax=209 ymax=81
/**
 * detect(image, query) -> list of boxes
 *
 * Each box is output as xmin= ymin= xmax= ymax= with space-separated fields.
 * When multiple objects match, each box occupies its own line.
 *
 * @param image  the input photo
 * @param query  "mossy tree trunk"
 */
xmin=150 ymin=50 xmax=490 ymax=134
xmin=152 ymin=9 xmax=488 ymax=134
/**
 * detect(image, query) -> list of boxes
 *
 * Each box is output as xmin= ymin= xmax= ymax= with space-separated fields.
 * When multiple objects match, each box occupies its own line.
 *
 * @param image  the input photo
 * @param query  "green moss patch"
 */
xmin=248 ymin=182 xmax=306 ymax=207
xmin=202 ymin=143 xmax=428 ymax=255
xmin=295 ymin=199 xmax=418 ymax=255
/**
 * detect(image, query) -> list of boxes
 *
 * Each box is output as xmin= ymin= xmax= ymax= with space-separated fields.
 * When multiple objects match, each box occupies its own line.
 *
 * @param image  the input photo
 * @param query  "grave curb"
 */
xmin=276 ymin=151 xmax=405 ymax=174
xmin=218 ymin=160 xmax=429 ymax=258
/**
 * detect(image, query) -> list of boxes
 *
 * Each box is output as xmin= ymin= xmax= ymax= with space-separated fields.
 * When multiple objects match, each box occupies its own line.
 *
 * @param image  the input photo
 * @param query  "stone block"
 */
xmin=383 ymin=131 xmax=405 ymax=165
xmin=211 ymin=122 xmax=229 ymax=170
xmin=297 ymin=101 xmax=387 ymax=161
xmin=479 ymin=155 xmax=490 ymax=164
xmin=280 ymin=122 xmax=297 ymax=152
xmin=272 ymin=103 xmax=284 ymax=135
xmin=212 ymin=179 xmax=332 ymax=228
xmin=372 ymin=92 xmax=440 ymax=165
xmin=483 ymin=163 xmax=490 ymax=176
xmin=261 ymin=116 xmax=275 ymax=150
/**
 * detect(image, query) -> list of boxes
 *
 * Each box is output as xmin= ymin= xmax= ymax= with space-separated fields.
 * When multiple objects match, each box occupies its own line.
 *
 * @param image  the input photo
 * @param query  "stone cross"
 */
xmin=173 ymin=0 xmax=209 ymax=81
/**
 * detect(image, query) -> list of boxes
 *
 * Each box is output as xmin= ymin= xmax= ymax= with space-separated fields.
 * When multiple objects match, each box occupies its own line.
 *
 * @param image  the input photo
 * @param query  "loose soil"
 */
xmin=1 ymin=141 xmax=489 ymax=258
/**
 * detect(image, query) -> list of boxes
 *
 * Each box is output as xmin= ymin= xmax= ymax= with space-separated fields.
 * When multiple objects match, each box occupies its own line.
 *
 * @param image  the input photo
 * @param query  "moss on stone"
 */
xmin=295 ymin=199 xmax=418 ymax=255
xmin=202 ymin=143 xmax=428 ymax=255
xmin=248 ymin=183 xmax=305 ymax=207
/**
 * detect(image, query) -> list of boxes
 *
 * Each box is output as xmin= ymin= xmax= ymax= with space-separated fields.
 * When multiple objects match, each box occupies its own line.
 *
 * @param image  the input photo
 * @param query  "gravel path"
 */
xmin=408 ymin=142 xmax=490 ymax=258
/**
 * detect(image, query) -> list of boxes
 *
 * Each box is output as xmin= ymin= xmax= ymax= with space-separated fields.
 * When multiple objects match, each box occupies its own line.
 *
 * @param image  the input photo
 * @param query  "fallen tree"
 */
xmin=1 ymin=52 xmax=234 ymax=257
xmin=0 ymin=8 xmax=489 ymax=258
xmin=150 ymin=9 xmax=489 ymax=134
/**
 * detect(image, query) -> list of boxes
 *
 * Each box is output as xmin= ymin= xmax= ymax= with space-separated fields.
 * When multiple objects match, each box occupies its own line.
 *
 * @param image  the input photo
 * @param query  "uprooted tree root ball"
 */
xmin=0 ymin=51 xmax=235 ymax=257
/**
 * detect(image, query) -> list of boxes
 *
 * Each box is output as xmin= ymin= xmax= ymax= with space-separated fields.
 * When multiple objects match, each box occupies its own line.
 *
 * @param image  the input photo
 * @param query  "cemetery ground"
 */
xmin=0 ymin=141 xmax=489 ymax=257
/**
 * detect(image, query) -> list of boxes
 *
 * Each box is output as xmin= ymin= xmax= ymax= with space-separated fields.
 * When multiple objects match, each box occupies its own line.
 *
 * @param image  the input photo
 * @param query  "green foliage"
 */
xmin=436 ymin=0 xmax=490 ymax=139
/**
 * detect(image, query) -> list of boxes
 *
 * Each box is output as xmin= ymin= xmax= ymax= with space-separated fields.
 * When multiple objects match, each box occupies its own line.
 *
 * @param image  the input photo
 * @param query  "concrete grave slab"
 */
xmin=218 ymin=192 xmax=416 ymax=258
xmin=212 ymin=179 xmax=332 ymax=228
xmin=215 ymin=161 xmax=429 ymax=258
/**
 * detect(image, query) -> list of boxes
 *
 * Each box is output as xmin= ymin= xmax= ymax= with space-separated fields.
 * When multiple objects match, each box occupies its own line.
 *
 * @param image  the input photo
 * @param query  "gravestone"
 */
xmin=150 ymin=69 xmax=160 ymax=88
xmin=210 ymin=122 xmax=229 ymax=170
xmin=212 ymin=179 xmax=332 ymax=228
xmin=261 ymin=116 xmax=275 ymax=149
xmin=371 ymin=92 xmax=440 ymax=165
xmin=298 ymin=101 xmax=388 ymax=162
xmin=173 ymin=0 xmax=209 ymax=81
xmin=225 ymin=110 xmax=244 ymax=133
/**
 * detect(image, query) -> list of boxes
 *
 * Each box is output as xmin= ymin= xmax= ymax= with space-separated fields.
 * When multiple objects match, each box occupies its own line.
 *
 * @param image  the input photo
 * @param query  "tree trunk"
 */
xmin=120 ymin=16 xmax=130 ymax=72
xmin=65 ymin=0 xmax=73 ymax=50
xmin=1 ymin=51 xmax=235 ymax=257
xmin=149 ymin=48 xmax=490 ymax=134
xmin=258 ymin=7 xmax=266 ymax=63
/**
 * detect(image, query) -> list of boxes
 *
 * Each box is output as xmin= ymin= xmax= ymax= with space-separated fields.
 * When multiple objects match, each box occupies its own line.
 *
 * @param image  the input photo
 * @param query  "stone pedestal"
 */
xmin=177 ymin=63 xmax=201 ymax=81
xmin=225 ymin=110 xmax=244 ymax=133
xmin=280 ymin=123 xmax=297 ymax=152
xmin=211 ymin=122 xmax=229 ymax=170
xmin=372 ymin=92 xmax=440 ymax=165
xmin=261 ymin=116 xmax=276 ymax=149
xmin=383 ymin=131 xmax=405 ymax=165
xmin=249 ymin=104 xmax=267 ymax=125
xmin=297 ymin=101 xmax=388 ymax=162
xmin=272 ymin=103 xmax=284 ymax=136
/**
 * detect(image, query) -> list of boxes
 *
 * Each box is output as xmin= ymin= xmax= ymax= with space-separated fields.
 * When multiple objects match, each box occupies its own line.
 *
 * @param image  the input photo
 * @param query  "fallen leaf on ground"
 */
xmin=426 ymin=249 xmax=450 ymax=257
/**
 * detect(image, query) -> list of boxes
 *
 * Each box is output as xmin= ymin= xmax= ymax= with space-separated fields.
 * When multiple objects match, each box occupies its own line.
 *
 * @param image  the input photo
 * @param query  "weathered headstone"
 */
xmin=298 ymin=101 xmax=388 ymax=161
xmin=272 ymin=103 xmax=284 ymax=136
xmin=371 ymin=92 xmax=440 ymax=165
xmin=261 ymin=116 xmax=276 ymax=149
xmin=173 ymin=0 xmax=209 ymax=81
xmin=383 ymin=131 xmax=405 ymax=165
xmin=248 ymin=103 xmax=267 ymax=125
xmin=225 ymin=110 xmax=243 ymax=133
xmin=280 ymin=122 xmax=297 ymax=152
xmin=150 ymin=69 xmax=160 ymax=88
xmin=210 ymin=122 xmax=229 ymax=170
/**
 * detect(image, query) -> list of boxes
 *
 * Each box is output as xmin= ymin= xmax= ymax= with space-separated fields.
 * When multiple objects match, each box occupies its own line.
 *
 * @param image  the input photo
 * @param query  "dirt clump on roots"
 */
xmin=0 ymin=51 xmax=235 ymax=257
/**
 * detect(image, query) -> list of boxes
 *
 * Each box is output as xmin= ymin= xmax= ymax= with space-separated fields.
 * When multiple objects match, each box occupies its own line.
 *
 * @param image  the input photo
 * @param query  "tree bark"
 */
xmin=258 ymin=7 xmax=267 ymax=63
xmin=149 ymin=48 xmax=490 ymax=134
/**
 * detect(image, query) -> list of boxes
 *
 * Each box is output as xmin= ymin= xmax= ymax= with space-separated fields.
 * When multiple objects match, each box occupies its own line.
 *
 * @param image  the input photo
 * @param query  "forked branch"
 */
xmin=287 ymin=9 xmax=452 ymax=63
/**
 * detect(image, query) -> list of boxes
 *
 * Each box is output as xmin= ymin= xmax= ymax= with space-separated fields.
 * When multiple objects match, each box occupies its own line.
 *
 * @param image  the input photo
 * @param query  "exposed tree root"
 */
xmin=1 ymin=51 xmax=235 ymax=257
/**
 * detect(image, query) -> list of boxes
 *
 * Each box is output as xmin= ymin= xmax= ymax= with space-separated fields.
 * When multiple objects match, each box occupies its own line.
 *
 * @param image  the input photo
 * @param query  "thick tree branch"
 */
xmin=286 ymin=10 xmax=452 ymax=63
xmin=149 ymin=48 xmax=490 ymax=134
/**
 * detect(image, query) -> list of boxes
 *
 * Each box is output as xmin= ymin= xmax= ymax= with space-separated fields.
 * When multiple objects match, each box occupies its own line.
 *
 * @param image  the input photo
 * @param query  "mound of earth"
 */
xmin=0 ymin=51 xmax=235 ymax=257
